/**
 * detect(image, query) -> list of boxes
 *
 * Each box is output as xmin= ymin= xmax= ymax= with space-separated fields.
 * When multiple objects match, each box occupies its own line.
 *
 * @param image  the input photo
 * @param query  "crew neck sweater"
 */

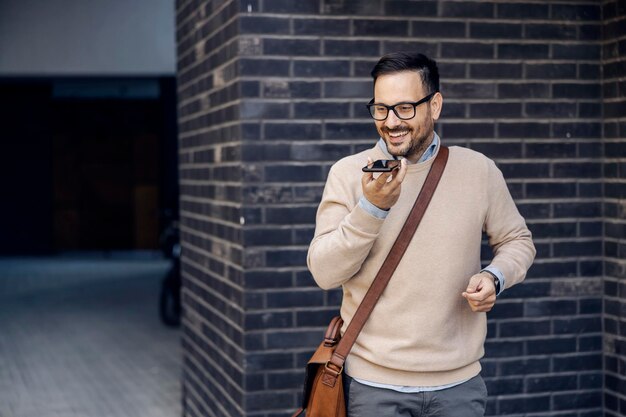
xmin=307 ymin=141 xmax=535 ymax=387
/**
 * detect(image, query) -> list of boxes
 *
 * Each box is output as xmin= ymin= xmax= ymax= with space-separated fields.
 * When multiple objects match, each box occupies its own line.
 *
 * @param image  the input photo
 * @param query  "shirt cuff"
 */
xmin=358 ymin=196 xmax=389 ymax=219
xmin=481 ymin=266 xmax=505 ymax=296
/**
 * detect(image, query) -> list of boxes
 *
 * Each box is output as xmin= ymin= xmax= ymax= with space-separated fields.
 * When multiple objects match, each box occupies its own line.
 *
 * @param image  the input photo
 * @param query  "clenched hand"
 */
xmin=462 ymin=272 xmax=497 ymax=313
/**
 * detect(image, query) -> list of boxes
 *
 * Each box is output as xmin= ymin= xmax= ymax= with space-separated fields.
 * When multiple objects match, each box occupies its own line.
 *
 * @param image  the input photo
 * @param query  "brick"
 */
xmin=554 ymin=317 xmax=602 ymax=334
xmin=326 ymin=122 xmax=376 ymax=140
xmin=441 ymin=42 xmax=494 ymax=59
xmin=488 ymin=301 xmax=524 ymax=319
xmin=240 ymin=58 xmax=290 ymax=76
xmin=553 ymin=391 xmax=602 ymax=410
xmin=290 ymin=144 xmax=352 ymax=161
xmin=293 ymin=59 xmax=350 ymax=77
xmin=553 ymin=43 xmax=601 ymax=60
xmin=526 ymin=375 xmax=578 ymax=393
xmin=243 ymin=228 xmax=291 ymax=245
xmin=499 ymin=395 xmax=551 ymax=414
xmin=470 ymin=63 xmax=522 ymax=79
xmin=500 ymin=358 xmax=550 ymax=375
xmin=440 ymin=102 xmax=465 ymax=118
xmin=469 ymin=142 xmax=522 ymax=158
xmin=553 ymin=162 xmax=602 ymax=178
xmin=579 ymin=64 xmax=601 ymax=80
xmin=440 ymin=1 xmax=494 ymax=18
xmin=324 ymin=40 xmax=380 ymax=57
xmin=322 ymin=0 xmax=382 ymax=15
xmin=293 ymin=18 xmax=350 ymax=36
xmin=497 ymin=3 xmax=549 ymax=19
xmin=552 ymin=4 xmax=601 ymax=21
xmin=553 ymin=122 xmax=601 ymax=139
xmin=263 ymin=39 xmax=320 ymax=56
xmin=262 ymin=0 xmax=319 ymax=14
xmin=442 ymin=82 xmax=496 ymax=98
xmin=498 ymin=43 xmax=549 ymax=59
xmin=410 ymin=20 xmax=466 ymax=38
xmin=554 ymin=83 xmax=602 ymax=99
xmin=499 ymin=163 xmax=550 ymax=179
xmin=484 ymin=340 xmax=524 ymax=358
xmin=353 ymin=19 xmax=408 ymax=37
xmin=240 ymin=101 xmax=290 ymax=119
xmin=239 ymin=16 xmax=290 ymax=34
xmin=499 ymin=320 xmax=550 ymax=338
xmin=498 ymin=83 xmax=550 ymax=99
xmin=469 ymin=22 xmax=522 ymax=39
xmin=324 ymin=81 xmax=371 ymax=98
xmin=554 ymin=202 xmax=601 ymax=218
xmin=525 ymin=23 xmax=577 ymax=40
xmin=526 ymin=63 xmax=577 ymax=79
xmin=527 ymin=337 xmax=577 ymax=354
xmin=525 ymin=300 xmax=577 ymax=317
xmin=381 ymin=41 xmax=438 ymax=57
xmin=293 ymin=102 xmax=350 ymax=119
xmin=264 ymin=122 xmax=322 ymax=140
xmin=499 ymin=122 xmax=550 ymax=138
xmin=384 ymin=1 xmax=438 ymax=16
xmin=442 ymin=122 xmax=494 ymax=139
xmin=555 ymin=240 xmax=603 ymax=257
xmin=526 ymin=182 xmax=576 ymax=198
xmin=525 ymin=102 xmax=577 ymax=118
xmin=265 ymin=249 xmax=308 ymax=267
xmin=265 ymin=165 xmax=323 ymax=182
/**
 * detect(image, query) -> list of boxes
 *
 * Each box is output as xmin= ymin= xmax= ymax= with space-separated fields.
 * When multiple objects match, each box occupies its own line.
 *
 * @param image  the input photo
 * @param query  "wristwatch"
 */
xmin=481 ymin=269 xmax=500 ymax=295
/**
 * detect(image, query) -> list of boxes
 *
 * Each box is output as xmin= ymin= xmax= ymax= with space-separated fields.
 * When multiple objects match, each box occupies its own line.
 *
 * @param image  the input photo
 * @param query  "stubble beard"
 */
xmin=381 ymin=123 xmax=434 ymax=162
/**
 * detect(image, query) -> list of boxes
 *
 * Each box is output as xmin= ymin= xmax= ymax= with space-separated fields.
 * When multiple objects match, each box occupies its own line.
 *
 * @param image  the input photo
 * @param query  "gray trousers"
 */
xmin=343 ymin=374 xmax=487 ymax=417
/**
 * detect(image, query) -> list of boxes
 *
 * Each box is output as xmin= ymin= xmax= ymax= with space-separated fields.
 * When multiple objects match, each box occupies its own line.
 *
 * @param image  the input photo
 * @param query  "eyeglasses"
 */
xmin=366 ymin=92 xmax=436 ymax=121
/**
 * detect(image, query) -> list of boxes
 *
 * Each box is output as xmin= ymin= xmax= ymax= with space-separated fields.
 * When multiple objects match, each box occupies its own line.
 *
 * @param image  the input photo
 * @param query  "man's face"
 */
xmin=373 ymin=71 xmax=442 ymax=163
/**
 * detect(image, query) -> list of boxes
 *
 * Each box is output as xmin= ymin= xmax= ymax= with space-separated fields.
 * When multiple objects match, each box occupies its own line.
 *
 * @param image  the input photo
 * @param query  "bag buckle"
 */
xmin=324 ymin=361 xmax=343 ymax=377
xmin=322 ymin=361 xmax=343 ymax=387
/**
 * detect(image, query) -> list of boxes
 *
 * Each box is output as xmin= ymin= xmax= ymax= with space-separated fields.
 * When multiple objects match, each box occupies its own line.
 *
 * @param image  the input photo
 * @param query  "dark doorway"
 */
xmin=0 ymin=77 xmax=178 ymax=254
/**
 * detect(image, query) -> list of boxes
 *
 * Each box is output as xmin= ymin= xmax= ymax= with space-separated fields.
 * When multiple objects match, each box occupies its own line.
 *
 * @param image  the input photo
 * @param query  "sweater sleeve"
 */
xmin=483 ymin=160 xmax=536 ymax=291
xmin=307 ymin=167 xmax=385 ymax=290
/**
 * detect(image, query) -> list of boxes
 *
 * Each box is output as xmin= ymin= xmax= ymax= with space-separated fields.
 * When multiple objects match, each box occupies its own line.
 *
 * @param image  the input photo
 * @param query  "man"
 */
xmin=307 ymin=52 xmax=536 ymax=417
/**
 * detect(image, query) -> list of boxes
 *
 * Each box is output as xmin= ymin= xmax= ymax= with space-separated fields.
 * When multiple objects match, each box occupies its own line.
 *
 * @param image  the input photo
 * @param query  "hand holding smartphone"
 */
xmin=362 ymin=159 xmax=401 ymax=172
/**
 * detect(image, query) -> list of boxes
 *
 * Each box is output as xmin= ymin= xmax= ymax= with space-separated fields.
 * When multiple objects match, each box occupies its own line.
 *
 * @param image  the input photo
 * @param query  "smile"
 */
xmin=389 ymin=130 xmax=409 ymax=139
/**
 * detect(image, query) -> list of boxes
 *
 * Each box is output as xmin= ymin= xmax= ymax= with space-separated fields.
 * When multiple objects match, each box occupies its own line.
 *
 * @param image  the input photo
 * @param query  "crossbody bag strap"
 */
xmin=324 ymin=146 xmax=449 ymax=381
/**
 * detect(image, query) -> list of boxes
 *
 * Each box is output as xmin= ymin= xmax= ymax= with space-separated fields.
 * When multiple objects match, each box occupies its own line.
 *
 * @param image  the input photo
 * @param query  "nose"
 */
xmin=384 ymin=109 xmax=401 ymax=128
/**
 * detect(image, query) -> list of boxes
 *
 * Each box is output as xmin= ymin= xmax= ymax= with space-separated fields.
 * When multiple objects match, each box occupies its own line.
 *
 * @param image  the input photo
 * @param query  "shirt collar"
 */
xmin=377 ymin=132 xmax=440 ymax=164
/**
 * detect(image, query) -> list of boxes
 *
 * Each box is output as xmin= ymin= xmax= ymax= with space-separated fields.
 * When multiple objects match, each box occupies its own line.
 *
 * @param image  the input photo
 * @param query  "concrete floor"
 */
xmin=0 ymin=256 xmax=182 ymax=417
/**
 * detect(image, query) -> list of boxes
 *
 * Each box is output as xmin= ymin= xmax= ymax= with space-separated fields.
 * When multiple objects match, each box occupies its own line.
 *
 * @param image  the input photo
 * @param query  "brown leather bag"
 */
xmin=292 ymin=147 xmax=449 ymax=417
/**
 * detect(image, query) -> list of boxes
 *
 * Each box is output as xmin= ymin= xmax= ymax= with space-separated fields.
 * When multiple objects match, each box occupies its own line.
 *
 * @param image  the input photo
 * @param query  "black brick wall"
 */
xmin=175 ymin=1 xmax=624 ymax=416
xmin=603 ymin=1 xmax=626 ymax=416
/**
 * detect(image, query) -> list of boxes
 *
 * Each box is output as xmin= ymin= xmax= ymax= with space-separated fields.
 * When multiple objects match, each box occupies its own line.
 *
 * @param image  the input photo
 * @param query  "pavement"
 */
xmin=0 ymin=255 xmax=182 ymax=417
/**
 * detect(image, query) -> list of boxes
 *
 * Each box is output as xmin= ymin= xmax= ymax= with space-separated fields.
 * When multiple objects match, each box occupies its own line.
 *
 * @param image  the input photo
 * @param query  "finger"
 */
xmin=465 ymin=274 xmax=486 ymax=294
xmin=375 ymin=171 xmax=394 ymax=186
xmin=361 ymin=157 xmax=374 ymax=186
xmin=391 ymin=159 xmax=408 ymax=184
xmin=463 ymin=291 xmax=487 ymax=302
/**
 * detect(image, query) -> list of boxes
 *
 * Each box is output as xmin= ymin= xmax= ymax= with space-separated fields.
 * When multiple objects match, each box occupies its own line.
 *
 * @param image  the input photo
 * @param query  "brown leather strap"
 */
xmin=327 ymin=146 xmax=449 ymax=373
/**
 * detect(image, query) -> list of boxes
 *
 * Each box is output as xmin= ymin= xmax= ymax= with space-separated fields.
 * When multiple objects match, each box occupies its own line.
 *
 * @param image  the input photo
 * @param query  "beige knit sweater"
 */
xmin=307 ymin=141 xmax=535 ymax=387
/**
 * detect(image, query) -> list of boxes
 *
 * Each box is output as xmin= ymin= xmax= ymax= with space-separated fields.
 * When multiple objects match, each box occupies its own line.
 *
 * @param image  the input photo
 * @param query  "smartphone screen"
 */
xmin=362 ymin=159 xmax=400 ymax=172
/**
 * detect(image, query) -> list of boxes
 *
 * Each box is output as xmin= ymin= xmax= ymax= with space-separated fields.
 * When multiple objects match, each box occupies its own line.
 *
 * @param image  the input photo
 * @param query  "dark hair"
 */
xmin=371 ymin=52 xmax=440 ymax=94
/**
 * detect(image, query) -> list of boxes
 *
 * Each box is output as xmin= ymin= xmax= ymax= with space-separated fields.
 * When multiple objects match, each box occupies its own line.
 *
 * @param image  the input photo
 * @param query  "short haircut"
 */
xmin=371 ymin=52 xmax=440 ymax=94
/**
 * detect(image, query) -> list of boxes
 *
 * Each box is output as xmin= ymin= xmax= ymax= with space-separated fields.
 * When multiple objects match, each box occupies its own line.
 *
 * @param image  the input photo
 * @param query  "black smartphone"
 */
xmin=362 ymin=159 xmax=400 ymax=173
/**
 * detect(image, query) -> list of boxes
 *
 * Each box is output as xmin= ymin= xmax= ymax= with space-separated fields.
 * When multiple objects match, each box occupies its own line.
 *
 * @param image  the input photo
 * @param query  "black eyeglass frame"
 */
xmin=366 ymin=92 xmax=437 ymax=121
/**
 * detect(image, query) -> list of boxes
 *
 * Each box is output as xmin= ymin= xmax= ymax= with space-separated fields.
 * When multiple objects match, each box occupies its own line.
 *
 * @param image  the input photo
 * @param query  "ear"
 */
xmin=430 ymin=92 xmax=443 ymax=121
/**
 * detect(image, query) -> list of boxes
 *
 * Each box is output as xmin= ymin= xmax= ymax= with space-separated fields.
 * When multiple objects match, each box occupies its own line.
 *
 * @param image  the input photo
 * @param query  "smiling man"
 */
xmin=307 ymin=52 xmax=536 ymax=417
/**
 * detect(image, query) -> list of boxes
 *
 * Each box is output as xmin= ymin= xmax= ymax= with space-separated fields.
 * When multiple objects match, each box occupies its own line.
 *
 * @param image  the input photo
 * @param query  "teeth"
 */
xmin=390 ymin=131 xmax=408 ymax=138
